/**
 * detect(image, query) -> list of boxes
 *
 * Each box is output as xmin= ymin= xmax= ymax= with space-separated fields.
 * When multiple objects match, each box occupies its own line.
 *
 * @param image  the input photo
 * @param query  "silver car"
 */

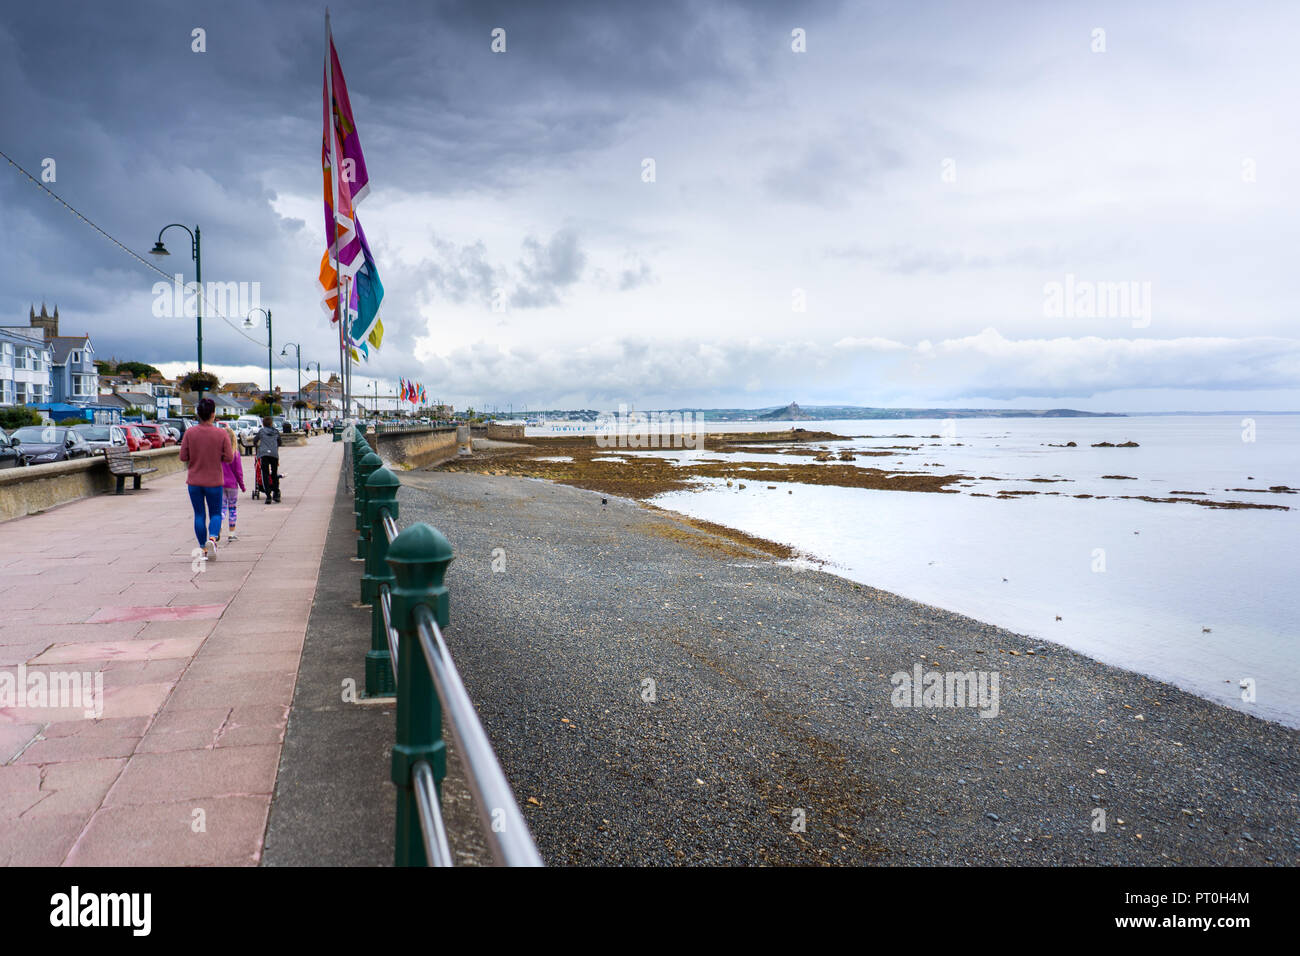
xmin=70 ymin=423 xmax=129 ymax=453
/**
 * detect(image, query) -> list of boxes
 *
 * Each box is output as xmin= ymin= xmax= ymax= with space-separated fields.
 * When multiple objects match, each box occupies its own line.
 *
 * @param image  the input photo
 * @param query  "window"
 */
xmin=14 ymin=348 xmax=28 ymax=371
xmin=73 ymin=376 xmax=92 ymax=397
xmin=70 ymin=350 xmax=82 ymax=364
xmin=1 ymin=380 xmax=13 ymax=404
xmin=15 ymin=382 xmax=28 ymax=403
xmin=0 ymin=342 xmax=11 ymax=366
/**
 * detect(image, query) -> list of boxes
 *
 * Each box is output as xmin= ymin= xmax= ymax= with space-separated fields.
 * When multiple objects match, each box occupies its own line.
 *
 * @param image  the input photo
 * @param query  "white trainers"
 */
xmin=205 ymin=537 xmax=218 ymax=560
xmin=228 ymin=531 xmax=239 ymax=542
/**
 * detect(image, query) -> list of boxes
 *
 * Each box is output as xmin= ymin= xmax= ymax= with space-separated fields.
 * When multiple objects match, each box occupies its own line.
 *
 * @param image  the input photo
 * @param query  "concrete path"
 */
xmin=0 ymin=436 xmax=341 ymax=865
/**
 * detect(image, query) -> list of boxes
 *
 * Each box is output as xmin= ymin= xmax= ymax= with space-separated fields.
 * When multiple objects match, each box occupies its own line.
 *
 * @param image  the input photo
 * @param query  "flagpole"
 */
xmin=326 ymin=10 xmax=348 ymax=424
xmin=344 ymin=273 xmax=353 ymax=419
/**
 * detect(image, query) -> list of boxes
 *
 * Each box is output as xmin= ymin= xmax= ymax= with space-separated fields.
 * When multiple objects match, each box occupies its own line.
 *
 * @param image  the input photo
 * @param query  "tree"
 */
xmin=0 ymin=407 xmax=42 ymax=429
xmin=179 ymin=370 xmax=220 ymax=394
xmin=115 ymin=361 xmax=162 ymax=379
xmin=250 ymin=400 xmax=282 ymax=418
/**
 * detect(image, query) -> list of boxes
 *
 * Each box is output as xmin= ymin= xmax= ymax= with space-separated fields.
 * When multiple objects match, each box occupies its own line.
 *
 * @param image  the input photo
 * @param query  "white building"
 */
xmin=0 ymin=327 xmax=52 ymax=407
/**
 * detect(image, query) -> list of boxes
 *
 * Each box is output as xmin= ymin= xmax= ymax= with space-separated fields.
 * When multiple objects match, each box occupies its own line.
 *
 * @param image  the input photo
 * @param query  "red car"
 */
xmin=137 ymin=423 xmax=176 ymax=448
xmin=121 ymin=424 xmax=149 ymax=452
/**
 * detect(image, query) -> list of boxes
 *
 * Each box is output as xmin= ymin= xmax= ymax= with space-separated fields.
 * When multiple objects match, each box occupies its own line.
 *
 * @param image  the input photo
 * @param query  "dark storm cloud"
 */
xmin=0 ymin=0 xmax=837 ymax=370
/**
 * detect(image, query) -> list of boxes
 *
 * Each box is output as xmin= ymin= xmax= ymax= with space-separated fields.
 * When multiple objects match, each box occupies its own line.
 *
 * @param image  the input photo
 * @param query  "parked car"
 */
xmin=272 ymin=415 xmax=293 ymax=434
xmin=230 ymin=415 xmax=262 ymax=453
xmin=0 ymin=430 xmax=22 ymax=469
xmin=164 ymin=425 xmax=181 ymax=443
xmin=7 ymin=426 xmax=93 ymax=465
xmin=70 ymin=423 xmax=129 ymax=453
xmin=159 ymin=417 xmax=197 ymax=439
xmin=137 ymin=423 xmax=175 ymax=448
xmin=121 ymin=424 xmax=148 ymax=452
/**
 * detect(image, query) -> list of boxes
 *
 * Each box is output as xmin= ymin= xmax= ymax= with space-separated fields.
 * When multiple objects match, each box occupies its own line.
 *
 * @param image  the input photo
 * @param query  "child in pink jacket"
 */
xmin=222 ymin=453 xmax=246 ymax=541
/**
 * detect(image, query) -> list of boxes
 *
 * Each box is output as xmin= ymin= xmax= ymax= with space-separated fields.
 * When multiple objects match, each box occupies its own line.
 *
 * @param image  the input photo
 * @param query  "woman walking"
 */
xmin=179 ymin=397 xmax=234 ymax=560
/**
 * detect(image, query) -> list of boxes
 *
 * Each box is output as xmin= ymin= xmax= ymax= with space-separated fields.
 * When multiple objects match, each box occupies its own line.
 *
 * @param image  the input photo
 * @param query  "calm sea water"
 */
xmin=529 ymin=415 xmax=1300 ymax=727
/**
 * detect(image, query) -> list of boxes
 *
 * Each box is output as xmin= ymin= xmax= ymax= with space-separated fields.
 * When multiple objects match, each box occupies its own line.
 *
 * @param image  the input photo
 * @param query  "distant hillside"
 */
xmin=757 ymin=402 xmax=816 ymax=421
xmin=693 ymin=405 xmax=1125 ymax=421
xmin=513 ymin=405 xmax=1127 ymax=421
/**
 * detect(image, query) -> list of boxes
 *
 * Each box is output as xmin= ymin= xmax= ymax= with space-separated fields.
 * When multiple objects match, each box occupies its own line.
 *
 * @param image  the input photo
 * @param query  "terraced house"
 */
xmin=0 ymin=326 xmax=52 ymax=407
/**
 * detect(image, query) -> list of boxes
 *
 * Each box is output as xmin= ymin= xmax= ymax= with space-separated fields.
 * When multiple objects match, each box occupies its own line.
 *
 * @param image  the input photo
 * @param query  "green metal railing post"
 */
xmin=363 ymin=466 xmax=399 ymax=696
xmin=352 ymin=435 xmax=370 ymax=493
xmin=362 ymin=464 xmax=396 ymax=606
xmin=388 ymin=523 xmax=454 ymax=867
xmin=355 ymin=452 xmax=382 ymax=561
xmin=351 ymin=435 xmax=371 ymax=528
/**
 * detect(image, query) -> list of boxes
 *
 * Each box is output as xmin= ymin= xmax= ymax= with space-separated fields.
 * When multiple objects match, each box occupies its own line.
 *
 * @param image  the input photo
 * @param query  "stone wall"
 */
xmin=0 ymin=446 xmax=185 ymax=523
xmin=486 ymin=423 xmax=526 ymax=440
xmin=370 ymin=426 xmax=459 ymax=470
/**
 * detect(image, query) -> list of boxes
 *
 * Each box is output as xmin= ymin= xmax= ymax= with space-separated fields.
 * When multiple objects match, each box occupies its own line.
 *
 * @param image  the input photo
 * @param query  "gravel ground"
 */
xmin=397 ymin=469 xmax=1300 ymax=866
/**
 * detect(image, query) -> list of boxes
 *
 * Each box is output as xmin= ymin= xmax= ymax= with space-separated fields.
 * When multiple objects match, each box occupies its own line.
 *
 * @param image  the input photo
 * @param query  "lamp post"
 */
xmin=149 ymin=223 xmax=203 ymax=382
xmin=281 ymin=343 xmax=302 ymax=429
xmin=305 ymin=361 xmax=323 ymax=422
xmin=245 ymin=308 xmax=273 ymax=395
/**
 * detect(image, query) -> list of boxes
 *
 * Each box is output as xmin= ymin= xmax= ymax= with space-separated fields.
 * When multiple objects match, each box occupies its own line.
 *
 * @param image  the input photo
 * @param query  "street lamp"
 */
xmin=305 ymin=361 xmax=323 ymax=423
xmin=244 ymin=308 xmax=272 ymax=395
xmin=281 ymin=343 xmax=302 ymax=428
xmin=150 ymin=224 xmax=203 ymax=379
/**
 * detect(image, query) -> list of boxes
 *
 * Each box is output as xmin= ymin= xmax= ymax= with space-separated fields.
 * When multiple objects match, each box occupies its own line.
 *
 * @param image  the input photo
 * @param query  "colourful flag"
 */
xmin=320 ymin=18 xmax=384 ymax=358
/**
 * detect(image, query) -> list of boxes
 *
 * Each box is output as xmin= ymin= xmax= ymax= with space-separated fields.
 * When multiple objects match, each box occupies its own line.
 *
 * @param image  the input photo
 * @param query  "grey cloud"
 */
xmin=618 ymin=259 xmax=655 ymax=291
xmin=420 ymin=237 xmax=500 ymax=307
xmin=763 ymin=138 xmax=903 ymax=206
xmin=415 ymin=330 xmax=1300 ymax=409
xmin=511 ymin=229 xmax=586 ymax=309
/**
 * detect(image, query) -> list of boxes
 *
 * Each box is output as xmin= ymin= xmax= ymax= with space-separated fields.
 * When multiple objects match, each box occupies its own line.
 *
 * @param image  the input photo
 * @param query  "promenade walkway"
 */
xmin=0 ymin=436 xmax=341 ymax=865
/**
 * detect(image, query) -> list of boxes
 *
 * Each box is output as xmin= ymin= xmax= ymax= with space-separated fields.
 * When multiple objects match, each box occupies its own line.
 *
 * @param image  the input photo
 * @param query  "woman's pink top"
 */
xmin=180 ymin=423 xmax=234 ymax=487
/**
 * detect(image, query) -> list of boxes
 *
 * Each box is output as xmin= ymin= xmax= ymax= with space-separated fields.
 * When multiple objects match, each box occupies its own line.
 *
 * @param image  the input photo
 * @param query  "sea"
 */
xmin=526 ymin=415 xmax=1300 ymax=727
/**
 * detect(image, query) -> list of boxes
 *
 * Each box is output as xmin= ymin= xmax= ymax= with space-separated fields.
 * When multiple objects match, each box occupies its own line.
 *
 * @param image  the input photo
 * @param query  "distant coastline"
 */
xmin=504 ymin=403 xmax=1128 ymax=422
xmin=495 ymin=406 xmax=1300 ymax=424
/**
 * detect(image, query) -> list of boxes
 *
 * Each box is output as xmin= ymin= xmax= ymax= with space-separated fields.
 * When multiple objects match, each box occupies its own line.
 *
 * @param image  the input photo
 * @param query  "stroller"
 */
xmin=251 ymin=460 xmax=284 ymax=501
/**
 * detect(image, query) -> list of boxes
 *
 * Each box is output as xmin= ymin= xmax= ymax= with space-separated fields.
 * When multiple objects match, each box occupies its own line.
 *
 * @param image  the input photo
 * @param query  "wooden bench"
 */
xmin=104 ymin=446 xmax=158 ymax=494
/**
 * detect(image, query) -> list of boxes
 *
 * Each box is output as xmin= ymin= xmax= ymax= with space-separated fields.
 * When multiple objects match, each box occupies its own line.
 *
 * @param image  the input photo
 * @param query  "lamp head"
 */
xmin=149 ymin=241 xmax=170 ymax=256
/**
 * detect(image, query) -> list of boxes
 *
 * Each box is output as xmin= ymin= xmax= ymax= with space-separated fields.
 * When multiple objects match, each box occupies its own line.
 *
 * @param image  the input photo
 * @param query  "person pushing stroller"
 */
xmin=256 ymin=416 xmax=282 ymax=504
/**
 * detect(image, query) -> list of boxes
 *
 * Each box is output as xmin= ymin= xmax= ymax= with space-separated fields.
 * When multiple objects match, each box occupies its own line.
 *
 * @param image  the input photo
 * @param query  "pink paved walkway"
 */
xmin=0 ymin=436 xmax=343 ymax=865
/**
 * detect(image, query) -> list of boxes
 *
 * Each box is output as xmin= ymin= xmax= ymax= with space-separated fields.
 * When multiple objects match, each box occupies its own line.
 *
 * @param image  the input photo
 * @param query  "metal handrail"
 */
xmin=412 ymin=604 xmax=544 ymax=867
xmin=412 ymin=760 xmax=453 ymax=866
xmin=379 ymin=584 xmax=399 ymax=683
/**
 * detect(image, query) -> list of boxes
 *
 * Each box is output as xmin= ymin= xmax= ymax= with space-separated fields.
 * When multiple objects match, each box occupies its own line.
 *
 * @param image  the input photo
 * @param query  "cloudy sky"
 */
xmin=2 ymin=0 xmax=1297 ymax=411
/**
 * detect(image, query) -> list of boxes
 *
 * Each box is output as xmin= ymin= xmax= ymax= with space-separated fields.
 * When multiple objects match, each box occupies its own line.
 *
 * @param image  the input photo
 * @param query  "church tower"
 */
xmin=29 ymin=302 xmax=59 ymax=339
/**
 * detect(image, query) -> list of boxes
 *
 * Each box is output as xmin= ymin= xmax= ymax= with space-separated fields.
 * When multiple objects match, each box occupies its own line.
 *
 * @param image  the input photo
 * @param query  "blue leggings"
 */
xmin=188 ymin=484 xmax=224 ymax=546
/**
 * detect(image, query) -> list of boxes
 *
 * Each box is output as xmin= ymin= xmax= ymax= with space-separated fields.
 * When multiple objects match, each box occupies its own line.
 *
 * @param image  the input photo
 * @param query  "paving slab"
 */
xmin=0 ymin=435 xmax=341 ymax=866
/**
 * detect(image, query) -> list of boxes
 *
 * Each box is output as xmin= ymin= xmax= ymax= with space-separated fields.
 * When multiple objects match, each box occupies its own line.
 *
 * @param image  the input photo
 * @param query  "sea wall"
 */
xmin=486 ymin=423 xmax=526 ymax=440
xmin=0 ymin=446 xmax=185 ymax=523
xmin=370 ymin=425 xmax=459 ymax=470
